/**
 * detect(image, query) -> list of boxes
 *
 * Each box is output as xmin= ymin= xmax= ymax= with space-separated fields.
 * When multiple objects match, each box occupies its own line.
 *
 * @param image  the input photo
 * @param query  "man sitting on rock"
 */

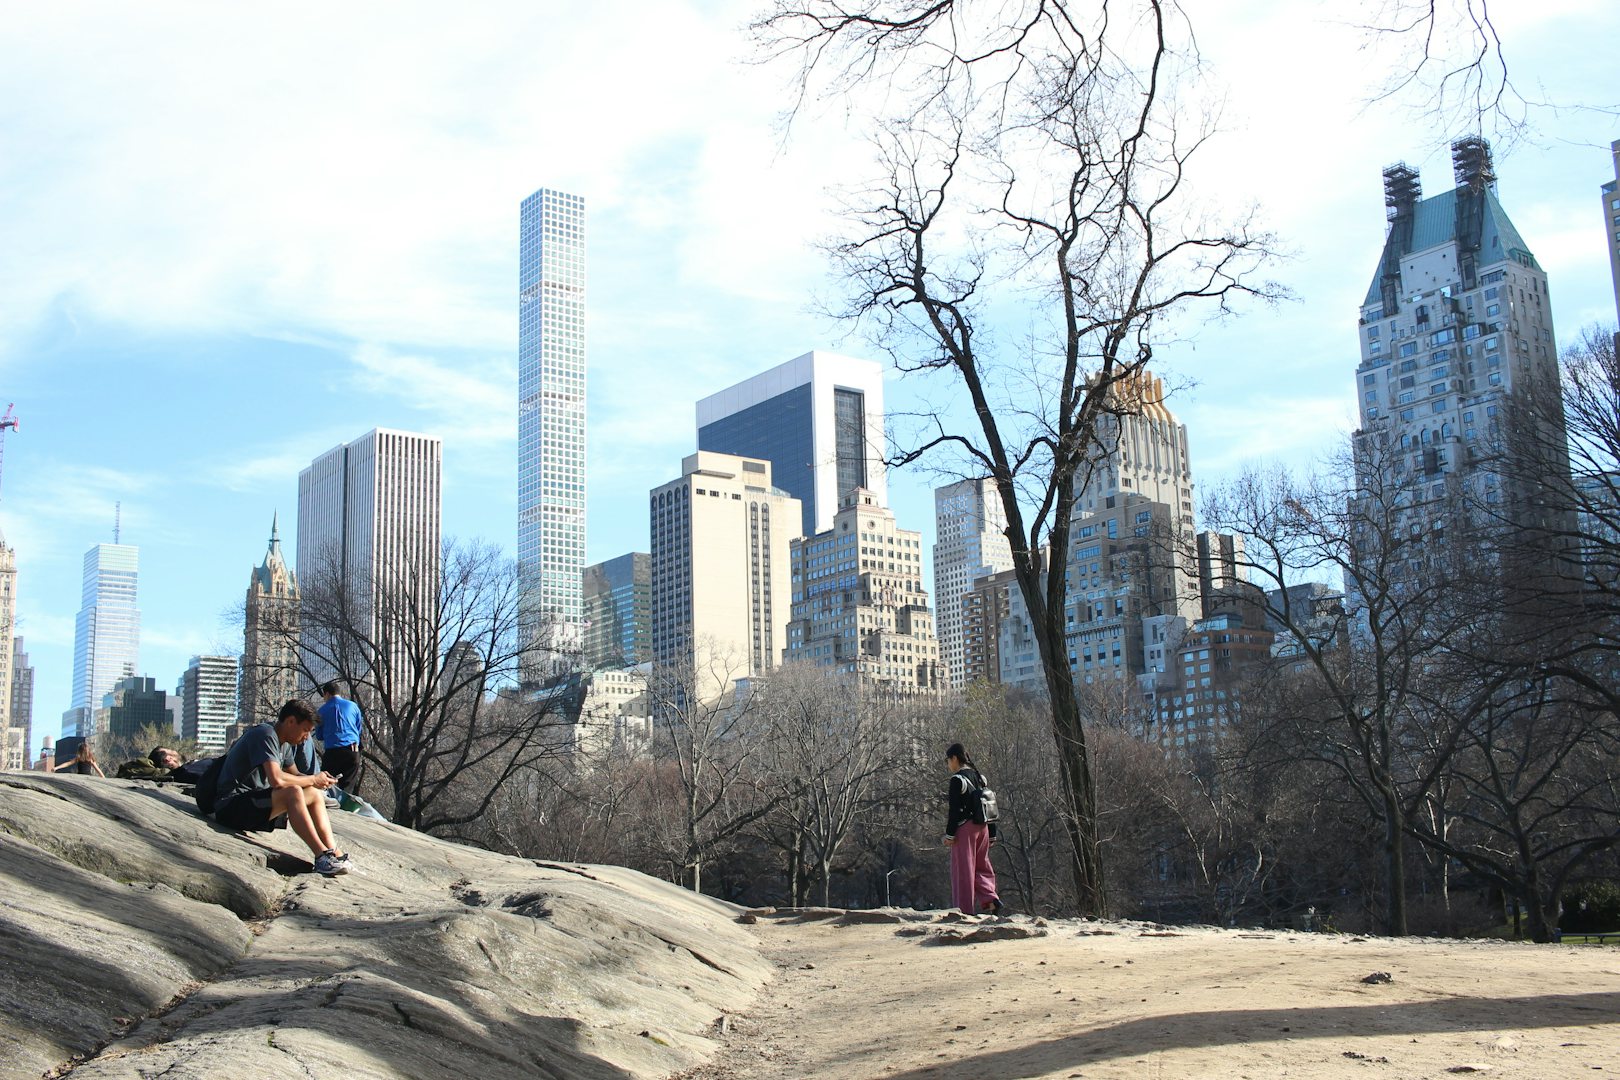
xmin=213 ymin=699 xmax=354 ymax=877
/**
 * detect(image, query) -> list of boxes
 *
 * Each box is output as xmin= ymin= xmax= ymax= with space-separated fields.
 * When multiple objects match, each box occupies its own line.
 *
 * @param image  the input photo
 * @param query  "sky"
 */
xmin=2 ymin=1 xmax=1617 ymax=752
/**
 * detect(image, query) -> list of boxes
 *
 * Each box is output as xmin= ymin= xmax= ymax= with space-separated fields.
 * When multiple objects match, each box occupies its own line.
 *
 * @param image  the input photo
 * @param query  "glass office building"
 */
xmin=68 ymin=543 xmax=140 ymax=737
xmin=518 ymin=187 xmax=587 ymax=651
xmin=582 ymin=552 xmax=651 ymax=669
xmin=695 ymin=352 xmax=886 ymax=538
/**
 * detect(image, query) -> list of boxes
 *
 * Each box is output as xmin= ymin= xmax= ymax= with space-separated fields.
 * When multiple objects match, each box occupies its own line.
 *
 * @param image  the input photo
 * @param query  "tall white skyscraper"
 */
xmin=519 ymin=187 xmax=587 ymax=657
xmin=298 ymin=429 xmax=442 ymax=688
xmin=696 ymin=351 xmax=887 ymax=537
xmin=65 ymin=541 xmax=139 ymax=738
xmin=933 ymin=478 xmax=1014 ymax=689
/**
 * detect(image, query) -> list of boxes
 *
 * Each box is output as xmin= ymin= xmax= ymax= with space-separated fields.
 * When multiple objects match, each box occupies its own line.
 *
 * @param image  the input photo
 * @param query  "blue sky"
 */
xmin=3 ymin=1 xmax=1617 ymax=752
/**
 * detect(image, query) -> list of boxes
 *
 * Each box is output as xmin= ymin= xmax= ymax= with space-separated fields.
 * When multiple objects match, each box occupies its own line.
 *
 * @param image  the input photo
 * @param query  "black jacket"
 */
xmin=945 ymin=767 xmax=997 ymax=839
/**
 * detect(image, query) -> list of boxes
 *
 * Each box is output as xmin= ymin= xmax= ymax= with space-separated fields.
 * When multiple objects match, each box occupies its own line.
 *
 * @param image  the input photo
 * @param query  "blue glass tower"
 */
xmin=519 ymin=188 xmax=587 ymax=659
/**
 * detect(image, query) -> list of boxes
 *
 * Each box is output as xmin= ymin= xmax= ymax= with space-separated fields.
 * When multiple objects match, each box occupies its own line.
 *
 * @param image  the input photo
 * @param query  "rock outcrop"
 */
xmin=0 ymin=773 xmax=770 ymax=1080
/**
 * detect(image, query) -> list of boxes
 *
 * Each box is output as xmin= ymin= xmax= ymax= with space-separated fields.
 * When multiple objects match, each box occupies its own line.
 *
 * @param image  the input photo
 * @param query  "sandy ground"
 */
xmin=677 ymin=910 xmax=1620 ymax=1080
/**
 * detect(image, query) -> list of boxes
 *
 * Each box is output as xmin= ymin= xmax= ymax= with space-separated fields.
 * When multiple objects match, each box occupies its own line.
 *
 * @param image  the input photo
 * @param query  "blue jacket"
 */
xmin=317 ymin=695 xmax=364 ymax=749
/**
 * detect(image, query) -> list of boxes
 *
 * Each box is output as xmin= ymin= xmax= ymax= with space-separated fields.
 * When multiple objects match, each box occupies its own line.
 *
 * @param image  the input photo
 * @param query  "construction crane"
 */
xmin=0 ymin=403 xmax=16 ymax=502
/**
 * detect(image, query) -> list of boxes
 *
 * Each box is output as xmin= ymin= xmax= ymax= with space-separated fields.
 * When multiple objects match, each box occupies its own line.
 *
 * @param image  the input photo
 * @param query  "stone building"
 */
xmin=786 ymin=488 xmax=941 ymax=697
xmin=242 ymin=517 xmax=301 ymax=725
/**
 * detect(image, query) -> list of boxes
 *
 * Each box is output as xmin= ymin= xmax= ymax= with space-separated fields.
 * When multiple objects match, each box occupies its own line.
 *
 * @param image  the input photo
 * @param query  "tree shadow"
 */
xmin=880 ymin=993 xmax=1620 ymax=1079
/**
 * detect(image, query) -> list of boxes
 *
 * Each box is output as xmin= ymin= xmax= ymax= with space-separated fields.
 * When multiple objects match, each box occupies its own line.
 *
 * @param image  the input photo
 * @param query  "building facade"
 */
xmin=297 ymin=428 xmax=442 ymax=692
xmin=65 ymin=542 xmax=140 ymax=738
xmin=8 ymin=637 xmax=32 ymax=771
xmin=1604 ymin=139 xmax=1620 ymax=325
xmin=786 ymin=488 xmax=941 ymax=696
xmin=582 ymin=552 xmax=651 ymax=669
xmin=242 ymin=516 xmax=301 ymax=725
xmin=1353 ymin=138 xmax=1568 ymax=592
xmin=1140 ymin=614 xmax=1276 ymax=754
xmin=102 ymin=675 xmax=176 ymax=743
xmin=1074 ymin=369 xmax=1195 ymax=525
xmin=0 ymin=530 xmax=14 ymax=767
xmin=650 ymin=452 xmax=801 ymax=702
xmin=933 ymin=478 xmax=1014 ymax=689
xmin=518 ymin=187 xmax=588 ymax=657
xmin=696 ymin=351 xmax=887 ymax=537
xmin=181 ymin=654 xmax=240 ymax=751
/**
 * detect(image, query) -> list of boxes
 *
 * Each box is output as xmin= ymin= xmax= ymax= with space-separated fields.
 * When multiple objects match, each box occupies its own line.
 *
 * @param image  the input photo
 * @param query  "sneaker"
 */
xmin=314 ymin=850 xmax=351 ymax=876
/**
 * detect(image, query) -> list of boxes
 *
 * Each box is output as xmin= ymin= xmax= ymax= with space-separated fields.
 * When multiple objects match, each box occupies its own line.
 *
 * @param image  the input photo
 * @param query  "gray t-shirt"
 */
xmin=214 ymin=723 xmax=300 ymax=812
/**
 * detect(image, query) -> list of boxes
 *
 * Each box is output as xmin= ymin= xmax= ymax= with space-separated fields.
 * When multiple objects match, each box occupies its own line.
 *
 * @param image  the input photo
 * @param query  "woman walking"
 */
xmin=944 ymin=742 xmax=1002 ymax=916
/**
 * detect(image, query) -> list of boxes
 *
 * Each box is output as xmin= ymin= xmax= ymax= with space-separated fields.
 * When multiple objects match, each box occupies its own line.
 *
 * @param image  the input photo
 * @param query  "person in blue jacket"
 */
xmin=317 ymin=680 xmax=365 ymax=795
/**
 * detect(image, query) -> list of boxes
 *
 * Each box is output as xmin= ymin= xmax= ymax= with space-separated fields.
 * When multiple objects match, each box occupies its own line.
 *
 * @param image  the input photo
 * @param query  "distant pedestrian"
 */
xmin=60 ymin=741 xmax=105 ymax=777
xmin=944 ymin=742 xmax=1002 ymax=917
xmin=317 ymin=681 xmax=365 ymax=795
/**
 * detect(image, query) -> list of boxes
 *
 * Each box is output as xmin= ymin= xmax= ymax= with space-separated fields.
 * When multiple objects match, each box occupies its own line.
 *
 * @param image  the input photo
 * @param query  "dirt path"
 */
xmin=680 ymin=911 xmax=1620 ymax=1080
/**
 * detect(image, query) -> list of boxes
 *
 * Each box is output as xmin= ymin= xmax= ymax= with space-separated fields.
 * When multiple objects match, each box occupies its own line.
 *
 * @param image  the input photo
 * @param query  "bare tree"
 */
xmin=648 ymin=643 xmax=797 ymax=893
xmin=757 ymin=0 xmax=1277 ymax=916
xmin=753 ymin=663 xmax=907 ymax=905
xmin=291 ymin=539 xmax=575 ymax=832
xmin=1204 ymin=442 xmax=1501 ymax=935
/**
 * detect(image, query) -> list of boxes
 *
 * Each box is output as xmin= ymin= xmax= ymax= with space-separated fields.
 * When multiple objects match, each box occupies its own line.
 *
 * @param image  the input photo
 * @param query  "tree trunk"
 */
xmin=1044 ymin=663 xmax=1108 ymax=917
xmin=1382 ymin=789 xmax=1408 ymax=936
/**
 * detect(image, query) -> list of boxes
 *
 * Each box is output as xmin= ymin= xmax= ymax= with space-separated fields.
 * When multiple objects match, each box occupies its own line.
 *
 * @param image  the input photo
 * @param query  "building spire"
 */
xmin=114 ymin=501 xmax=121 ymax=544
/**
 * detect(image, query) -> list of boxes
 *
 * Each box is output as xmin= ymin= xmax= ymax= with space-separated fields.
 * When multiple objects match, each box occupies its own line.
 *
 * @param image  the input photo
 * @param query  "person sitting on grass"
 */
xmin=212 ymin=699 xmax=354 ymax=877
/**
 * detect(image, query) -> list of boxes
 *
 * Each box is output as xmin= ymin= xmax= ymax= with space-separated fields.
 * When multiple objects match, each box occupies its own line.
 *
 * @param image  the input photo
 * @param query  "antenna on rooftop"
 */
xmin=115 ymin=501 xmax=121 ymax=544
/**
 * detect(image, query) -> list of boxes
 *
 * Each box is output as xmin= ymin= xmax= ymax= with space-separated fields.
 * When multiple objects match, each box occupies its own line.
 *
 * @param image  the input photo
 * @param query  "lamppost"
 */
xmin=885 ymin=867 xmax=900 ymax=908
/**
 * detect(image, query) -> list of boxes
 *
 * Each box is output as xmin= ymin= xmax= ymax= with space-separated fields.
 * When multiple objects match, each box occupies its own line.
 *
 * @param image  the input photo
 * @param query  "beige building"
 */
xmin=786 ymin=488 xmax=941 ymax=697
xmin=241 ymin=516 xmax=300 ymax=725
xmin=650 ymin=452 xmax=801 ymax=702
xmin=1074 ymin=369 xmax=1195 ymax=529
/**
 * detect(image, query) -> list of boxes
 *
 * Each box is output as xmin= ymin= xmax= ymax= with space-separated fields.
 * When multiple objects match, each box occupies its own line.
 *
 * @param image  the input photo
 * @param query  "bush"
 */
xmin=1559 ymin=880 xmax=1620 ymax=935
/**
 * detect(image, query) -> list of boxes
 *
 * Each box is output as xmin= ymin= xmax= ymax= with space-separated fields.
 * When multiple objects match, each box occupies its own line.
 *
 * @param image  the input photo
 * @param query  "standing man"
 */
xmin=317 ymin=680 xmax=365 ymax=795
xmin=213 ymin=699 xmax=352 ymax=876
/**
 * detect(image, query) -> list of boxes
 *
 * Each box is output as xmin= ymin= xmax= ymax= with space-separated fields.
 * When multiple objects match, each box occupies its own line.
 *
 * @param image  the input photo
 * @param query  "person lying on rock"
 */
xmin=212 ymin=699 xmax=354 ymax=877
xmin=115 ymin=746 xmax=184 ymax=781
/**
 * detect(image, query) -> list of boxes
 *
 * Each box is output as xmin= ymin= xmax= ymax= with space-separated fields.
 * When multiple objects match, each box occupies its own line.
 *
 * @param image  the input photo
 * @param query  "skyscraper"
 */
xmin=933 ymin=478 xmax=1014 ymax=688
xmin=1073 ymin=369 xmax=1195 ymax=524
xmin=786 ymin=488 xmax=941 ymax=696
xmin=298 ymin=429 xmax=442 ymax=689
xmin=8 ymin=637 xmax=32 ymax=772
xmin=1603 ymin=139 xmax=1620 ymax=325
xmin=181 ymin=654 xmax=240 ymax=751
xmin=650 ymin=452 xmax=801 ymax=702
xmin=582 ymin=552 xmax=650 ymax=669
xmin=1353 ymin=138 xmax=1567 ymax=578
xmin=242 ymin=516 xmax=300 ymax=725
xmin=0 ymin=528 xmax=14 ymax=764
xmin=696 ymin=351 xmax=887 ymax=537
xmin=102 ymin=675 xmax=177 ymax=742
xmin=1063 ymin=370 xmax=1201 ymax=688
xmin=519 ymin=187 xmax=588 ymax=658
xmin=65 ymin=541 xmax=139 ymax=738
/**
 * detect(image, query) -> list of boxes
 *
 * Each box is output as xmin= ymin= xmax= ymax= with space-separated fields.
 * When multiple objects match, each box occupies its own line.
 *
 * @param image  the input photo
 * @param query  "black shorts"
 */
xmin=215 ymin=791 xmax=288 ymax=833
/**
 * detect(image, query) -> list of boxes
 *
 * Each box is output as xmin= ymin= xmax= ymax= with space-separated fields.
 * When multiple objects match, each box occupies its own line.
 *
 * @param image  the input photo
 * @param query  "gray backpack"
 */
xmin=957 ymin=769 xmax=999 ymax=825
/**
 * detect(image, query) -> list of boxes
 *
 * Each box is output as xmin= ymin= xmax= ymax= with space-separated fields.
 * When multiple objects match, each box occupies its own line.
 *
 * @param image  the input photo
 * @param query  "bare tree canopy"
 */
xmin=756 ymin=0 xmax=1278 ymax=916
xmin=292 ymin=539 xmax=576 ymax=832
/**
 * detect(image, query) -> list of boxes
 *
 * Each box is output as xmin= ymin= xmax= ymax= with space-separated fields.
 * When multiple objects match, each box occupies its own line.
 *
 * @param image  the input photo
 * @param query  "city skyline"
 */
xmin=2 ymin=4 xmax=1617 ymax=751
